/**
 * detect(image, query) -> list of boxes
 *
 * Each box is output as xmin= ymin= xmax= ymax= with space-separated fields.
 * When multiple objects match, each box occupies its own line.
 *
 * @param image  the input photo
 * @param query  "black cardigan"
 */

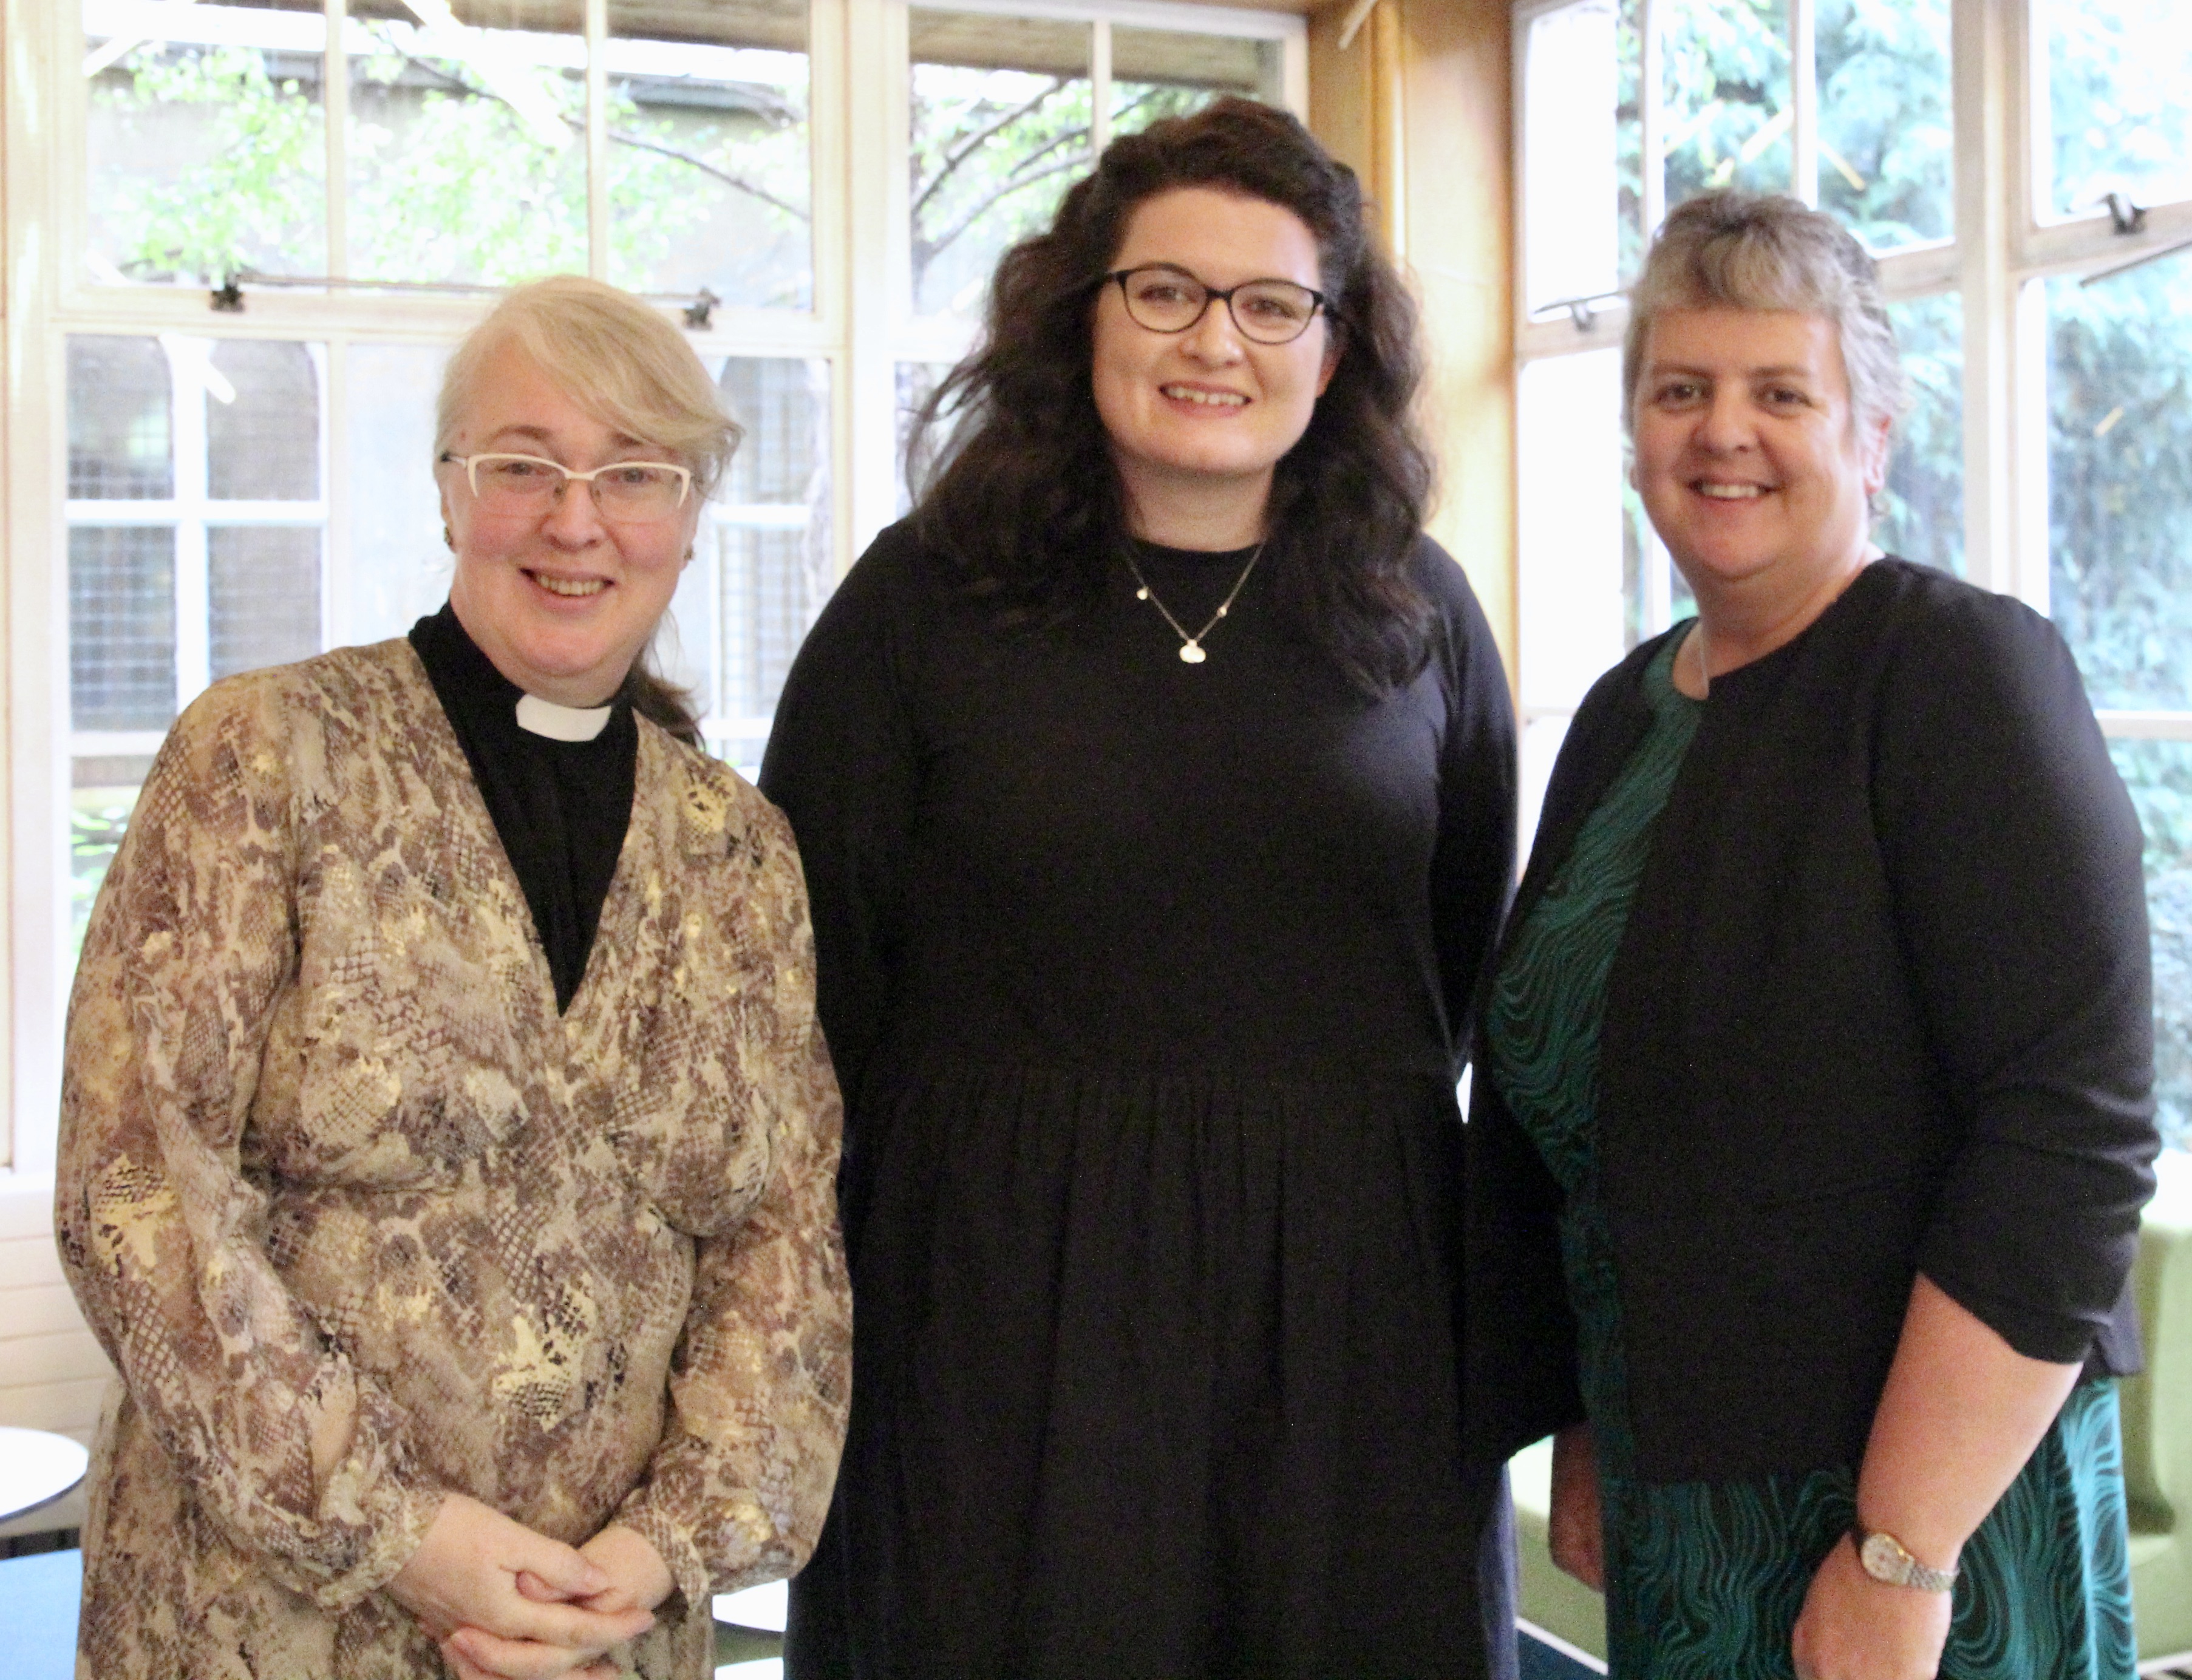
xmin=1463 ymin=559 xmax=2158 ymax=1483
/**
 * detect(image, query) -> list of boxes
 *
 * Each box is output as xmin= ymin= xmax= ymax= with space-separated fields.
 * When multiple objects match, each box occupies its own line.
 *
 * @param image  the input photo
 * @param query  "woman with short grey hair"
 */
xmin=1466 ymin=190 xmax=2154 ymax=1679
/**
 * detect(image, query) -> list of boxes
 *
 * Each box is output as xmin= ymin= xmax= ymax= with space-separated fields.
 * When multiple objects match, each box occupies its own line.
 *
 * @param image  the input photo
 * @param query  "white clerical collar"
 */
xmin=515 ymin=692 xmax=614 ymax=743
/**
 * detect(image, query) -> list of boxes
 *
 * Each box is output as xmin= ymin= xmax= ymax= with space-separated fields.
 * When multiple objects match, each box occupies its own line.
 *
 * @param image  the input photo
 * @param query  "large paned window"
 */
xmin=1513 ymin=0 xmax=2192 ymax=1145
xmin=4 ymin=0 xmax=1307 ymax=1170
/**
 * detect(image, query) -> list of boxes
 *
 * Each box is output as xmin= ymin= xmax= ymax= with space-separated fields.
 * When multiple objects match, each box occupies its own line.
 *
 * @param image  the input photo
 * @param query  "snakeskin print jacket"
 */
xmin=54 ymin=637 xmax=852 ymax=1679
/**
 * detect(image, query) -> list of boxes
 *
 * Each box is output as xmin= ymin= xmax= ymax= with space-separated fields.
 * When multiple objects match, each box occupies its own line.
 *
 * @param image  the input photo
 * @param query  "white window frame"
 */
xmin=1510 ymin=0 xmax=2192 ymax=746
xmin=0 ymin=0 xmax=1304 ymax=1177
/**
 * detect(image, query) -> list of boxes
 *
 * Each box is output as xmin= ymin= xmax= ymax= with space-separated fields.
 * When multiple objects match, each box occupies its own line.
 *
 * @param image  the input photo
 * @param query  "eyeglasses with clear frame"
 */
xmin=438 ymin=451 xmax=695 ymax=523
xmin=1103 ymin=265 xmax=1329 ymax=345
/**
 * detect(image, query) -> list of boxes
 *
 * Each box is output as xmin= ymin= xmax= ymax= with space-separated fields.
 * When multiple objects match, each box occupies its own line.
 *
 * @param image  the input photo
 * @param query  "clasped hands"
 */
xmin=389 ymin=1493 xmax=677 ymax=1680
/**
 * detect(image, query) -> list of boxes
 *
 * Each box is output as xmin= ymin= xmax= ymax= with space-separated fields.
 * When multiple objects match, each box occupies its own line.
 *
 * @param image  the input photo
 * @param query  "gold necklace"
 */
xmin=1122 ymin=540 xmax=1268 ymax=665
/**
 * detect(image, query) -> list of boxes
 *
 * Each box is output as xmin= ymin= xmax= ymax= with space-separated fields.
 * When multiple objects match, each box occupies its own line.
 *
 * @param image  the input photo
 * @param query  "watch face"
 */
xmin=1859 ymin=1532 xmax=1907 ymax=1583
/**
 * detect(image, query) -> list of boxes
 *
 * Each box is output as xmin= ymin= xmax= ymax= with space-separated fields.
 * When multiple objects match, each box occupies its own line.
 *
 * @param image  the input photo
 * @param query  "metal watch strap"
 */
xmin=1851 ymin=1525 xmax=1958 ymax=1593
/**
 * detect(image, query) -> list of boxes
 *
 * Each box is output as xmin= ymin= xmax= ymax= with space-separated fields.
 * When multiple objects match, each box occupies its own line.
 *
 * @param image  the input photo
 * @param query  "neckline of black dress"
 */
xmin=1130 ymin=537 xmax=1264 ymax=568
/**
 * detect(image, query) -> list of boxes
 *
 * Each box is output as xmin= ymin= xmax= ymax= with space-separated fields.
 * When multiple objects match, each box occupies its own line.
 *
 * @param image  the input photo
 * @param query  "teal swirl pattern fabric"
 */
xmin=1485 ymin=631 xmax=2136 ymax=1679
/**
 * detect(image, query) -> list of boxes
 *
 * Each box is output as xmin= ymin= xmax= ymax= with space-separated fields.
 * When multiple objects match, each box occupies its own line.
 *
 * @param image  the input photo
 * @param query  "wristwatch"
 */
xmin=1851 ymin=1525 xmax=1958 ymax=1593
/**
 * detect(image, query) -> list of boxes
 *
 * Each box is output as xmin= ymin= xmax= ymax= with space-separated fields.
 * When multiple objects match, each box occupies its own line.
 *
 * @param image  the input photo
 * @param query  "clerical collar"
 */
xmin=409 ymin=602 xmax=627 ymax=745
xmin=516 ymin=693 xmax=614 ymax=742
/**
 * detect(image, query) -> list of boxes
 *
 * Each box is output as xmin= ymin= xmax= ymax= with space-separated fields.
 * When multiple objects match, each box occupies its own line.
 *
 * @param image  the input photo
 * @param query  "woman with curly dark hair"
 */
xmin=761 ymin=98 xmax=1518 ymax=1679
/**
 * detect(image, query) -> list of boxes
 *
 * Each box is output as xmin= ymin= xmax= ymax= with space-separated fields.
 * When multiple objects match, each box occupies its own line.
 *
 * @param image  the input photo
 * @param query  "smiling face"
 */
xmin=438 ymin=336 xmax=700 ymax=707
xmin=1091 ymin=186 xmax=1339 ymax=540
xmin=1631 ymin=306 xmax=1890 ymax=616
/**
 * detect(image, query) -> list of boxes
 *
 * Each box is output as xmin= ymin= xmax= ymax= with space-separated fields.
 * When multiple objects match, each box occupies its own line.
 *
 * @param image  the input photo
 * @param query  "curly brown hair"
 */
xmin=908 ymin=98 xmax=1436 ymax=696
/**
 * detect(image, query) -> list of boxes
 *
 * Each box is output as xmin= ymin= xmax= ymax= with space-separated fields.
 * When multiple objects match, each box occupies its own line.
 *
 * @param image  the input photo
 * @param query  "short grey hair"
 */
xmin=435 ymin=274 xmax=741 ymax=498
xmin=1622 ymin=190 xmax=1908 ymax=440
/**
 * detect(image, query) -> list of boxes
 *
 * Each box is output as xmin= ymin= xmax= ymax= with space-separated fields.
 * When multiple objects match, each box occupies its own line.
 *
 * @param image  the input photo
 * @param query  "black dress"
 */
xmin=760 ymin=521 xmax=1517 ymax=1679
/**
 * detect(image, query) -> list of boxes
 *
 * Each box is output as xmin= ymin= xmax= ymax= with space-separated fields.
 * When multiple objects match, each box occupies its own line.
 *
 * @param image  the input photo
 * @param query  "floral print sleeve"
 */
xmin=612 ymin=806 xmax=854 ymax=1610
xmin=56 ymin=672 xmax=444 ymax=1611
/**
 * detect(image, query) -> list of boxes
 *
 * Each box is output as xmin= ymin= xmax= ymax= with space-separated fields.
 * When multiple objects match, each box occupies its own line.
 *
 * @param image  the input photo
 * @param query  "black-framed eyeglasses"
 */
xmin=1103 ymin=265 xmax=1329 ymax=345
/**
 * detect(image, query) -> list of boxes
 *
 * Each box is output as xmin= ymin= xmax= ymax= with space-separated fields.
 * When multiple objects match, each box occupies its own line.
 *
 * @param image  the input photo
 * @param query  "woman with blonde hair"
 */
xmin=57 ymin=274 xmax=851 ymax=1679
xmin=1467 ymin=191 xmax=2154 ymax=1679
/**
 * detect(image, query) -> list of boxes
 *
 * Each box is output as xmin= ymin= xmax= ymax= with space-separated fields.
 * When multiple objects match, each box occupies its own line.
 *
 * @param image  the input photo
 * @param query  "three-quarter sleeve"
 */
xmin=54 ymin=680 xmax=443 ymax=1610
xmin=1878 ymin=591 xmax=2158 ymax=1364
xmin=759 ymin=533 xmax=922 ymax=1120
xmin=1420 ymin=540 xmax=1519 ymax=1073
xmin=613 ymin=814 xmax=853 ymax=1604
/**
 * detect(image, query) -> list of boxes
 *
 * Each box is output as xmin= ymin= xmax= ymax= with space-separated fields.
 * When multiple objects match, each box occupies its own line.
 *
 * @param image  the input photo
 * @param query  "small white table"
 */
xmin=0 ymin=1427 xmax=89 ymax=1526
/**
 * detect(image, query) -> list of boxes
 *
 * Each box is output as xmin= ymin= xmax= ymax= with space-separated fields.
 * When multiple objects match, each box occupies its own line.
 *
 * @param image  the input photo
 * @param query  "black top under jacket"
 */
xmin=409 ymin=602 xmax=638 ymax=1012
xmin=1463 ymin=559 xmax=2158 ymax=1483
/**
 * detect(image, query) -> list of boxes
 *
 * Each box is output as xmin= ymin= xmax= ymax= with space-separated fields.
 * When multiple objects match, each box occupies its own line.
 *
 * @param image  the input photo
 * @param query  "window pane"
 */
xmin=719 ymin=355 xmax=828 ymax=505
xmin=1817 ymin=0 xmax=1952 ymax=250
xmin=1616 ymin=0 xmax=1644 ymax=285
xmin=1522 ymin=1 xmax=1622 ymax=317
xmin=71 ymin=526 xmax=177 ymax=730
xmin=1109 ymin=28 xmax=1279 ymax=136
xmin=339 ymin=342 xmax=452 ymax=646
xmin=606 ymin=0 xmax=812 ymax=310
xmin=894 ymin=359 xmax=953 ymax=516
xmin=1518 ymin=349 xmax=1626 ymax=714
xmin=2047 ymin=0 xmax=2192 ymax=219
xmin=1879 ymin=293 xmax=1962 ymax=576
xmin=669 ymin=357 xmax=832 ymax=770
xmin=71 ymin=772 xmax=146 ymax=956
xmin=2047 ymin=248 xmax=2192 ymax=709
xmin=69 ymin=336 xmax=173 ymax=499
xmin=84 ymin=0 xmax=328 ymax=285
xmin=706 ymin=526 xmax=821 ymax=770
xmin=2108 ymin=740 xmax=2192 ymax=1151
xmin=209 ymin=340 xmax=321 ymax=500
xmin=1622 ymin=481 xmax=1694 ymax=652
xmin=211 ymin=526 xmax=322 ymax=677
xmin=910 ymin=10 xmax=1092 ymax=320
xmin=1664 ymin=0 xmax=1792 ymax=205
xmin=345 ymin=0 xmax=587 ymax=284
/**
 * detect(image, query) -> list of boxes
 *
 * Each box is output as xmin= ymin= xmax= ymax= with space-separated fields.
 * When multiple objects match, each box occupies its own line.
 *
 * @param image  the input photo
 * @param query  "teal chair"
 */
xmin=2122 ymin=1161 xmax=2192 ymax=1666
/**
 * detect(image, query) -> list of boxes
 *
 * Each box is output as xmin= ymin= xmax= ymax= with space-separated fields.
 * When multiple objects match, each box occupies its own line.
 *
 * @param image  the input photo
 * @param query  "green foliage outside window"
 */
xmin=92 ymin=22 xmax=1220 ymax=307
xmin=97 ymin=47 xmax=327 ymax=284
xmin=70 ymin=798 xmax=135 ymax=959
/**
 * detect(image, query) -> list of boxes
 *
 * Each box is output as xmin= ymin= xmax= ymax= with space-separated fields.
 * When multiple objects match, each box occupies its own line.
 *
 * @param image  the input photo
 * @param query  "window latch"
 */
xmin=2100 ymin=192 xmax=2148 ymax=236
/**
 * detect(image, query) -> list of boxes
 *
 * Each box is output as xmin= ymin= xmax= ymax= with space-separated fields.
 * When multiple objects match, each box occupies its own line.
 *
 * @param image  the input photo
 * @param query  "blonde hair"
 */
xmin=1622 ymin=191 xmax=1908 ymax=440
xmin=435 ymin=274 xmax=741 ymax=497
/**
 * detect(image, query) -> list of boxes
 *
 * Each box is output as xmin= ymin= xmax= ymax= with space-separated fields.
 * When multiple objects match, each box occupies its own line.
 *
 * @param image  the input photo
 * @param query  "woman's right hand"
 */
xmin=387 ymin=1493 xmax=655 ymax=1673
xmin=1548 ymin=1421 xmax=1606 ymax=1590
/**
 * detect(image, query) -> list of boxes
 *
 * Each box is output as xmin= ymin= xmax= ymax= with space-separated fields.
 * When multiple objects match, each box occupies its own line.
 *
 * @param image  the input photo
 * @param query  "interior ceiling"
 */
xmin=222 ymin=0 xmax=809 ymax=50
xmin=911 ymin=9 xmax=1267 ymax=86
xmin=188 ymin=0 xmax=1275 ymax=73
xmin=910 ymin=10 xmax=1088 ymax=77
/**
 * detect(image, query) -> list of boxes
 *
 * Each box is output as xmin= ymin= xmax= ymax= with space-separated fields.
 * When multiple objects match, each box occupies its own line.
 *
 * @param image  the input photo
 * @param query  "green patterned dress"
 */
xmin=1485 ymin=631 xmax=2136 ymax=1679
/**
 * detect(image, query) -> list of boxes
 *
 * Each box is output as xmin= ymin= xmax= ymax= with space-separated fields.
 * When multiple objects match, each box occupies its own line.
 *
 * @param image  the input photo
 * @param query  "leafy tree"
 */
xmin=1816 ymin=0 xmax=1953 ymax=248
xmin=93 ymin=18 xmax=1223 ymax=309
xmin=96 ymin=46 xmax=327 ymax=282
